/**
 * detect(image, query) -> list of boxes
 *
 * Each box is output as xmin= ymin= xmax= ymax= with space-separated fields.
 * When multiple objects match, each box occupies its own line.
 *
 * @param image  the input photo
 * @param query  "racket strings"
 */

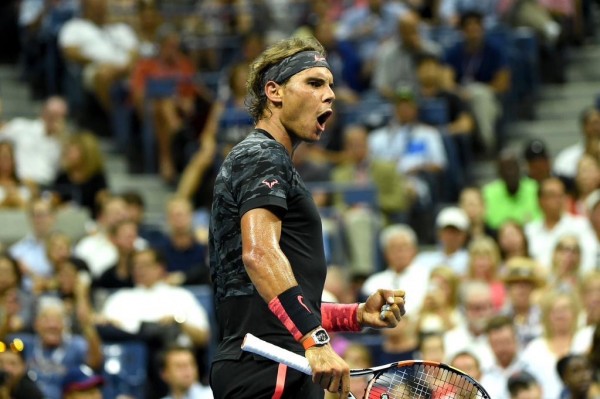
xmin=367 ymin=364 xmax=487 ymax=399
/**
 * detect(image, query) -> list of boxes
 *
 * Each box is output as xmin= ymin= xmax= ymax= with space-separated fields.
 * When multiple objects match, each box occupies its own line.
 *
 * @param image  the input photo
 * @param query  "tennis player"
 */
xmin=209 ymin=36 xmax=406 ymax=399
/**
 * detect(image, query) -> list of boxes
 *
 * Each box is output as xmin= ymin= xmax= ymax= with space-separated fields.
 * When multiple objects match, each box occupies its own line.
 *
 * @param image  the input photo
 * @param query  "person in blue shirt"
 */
xmin=152 ymin=197 xmax=209 ymax=286
xmin=12 ymin=297 xmax=103 ymax=399
xmin=444 ymin=11 xmax=511 ymax=155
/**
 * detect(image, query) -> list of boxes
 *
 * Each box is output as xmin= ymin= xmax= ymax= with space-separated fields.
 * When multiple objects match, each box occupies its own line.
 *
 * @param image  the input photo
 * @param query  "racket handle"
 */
xmin=242 ymin=333 xmax=357 ymax=399
xmin=242 ymin=333 xmax=312 ymax=374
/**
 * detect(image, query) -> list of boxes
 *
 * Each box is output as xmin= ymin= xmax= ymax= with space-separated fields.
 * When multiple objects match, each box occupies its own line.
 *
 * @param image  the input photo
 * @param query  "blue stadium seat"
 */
xmin=102 ymin=341 xmax=148 ymax=399
xmin=141 ymin=77 xmax=181 ymax=173
xmin=426 ymin=25 xmax=463 ymax=52
xmin=419 ymin=98 xmax=449 ymax=126
xmin=184 ymin=284 xmax=217 ymax=372
xmin=110 ymin=81 xmax=134 ymax=153
xmin=338 ymin=91 xmax=393 ymax=129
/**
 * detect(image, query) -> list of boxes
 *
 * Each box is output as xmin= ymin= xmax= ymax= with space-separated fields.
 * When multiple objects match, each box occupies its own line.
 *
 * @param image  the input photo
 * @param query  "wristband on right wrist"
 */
xmin=268 ymin=285 xmax=321 ymax=341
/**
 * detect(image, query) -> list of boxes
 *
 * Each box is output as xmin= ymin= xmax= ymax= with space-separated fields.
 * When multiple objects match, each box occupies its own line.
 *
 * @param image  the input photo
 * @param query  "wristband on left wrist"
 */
xmin=268 ymin=286 xmax=321 ymax=341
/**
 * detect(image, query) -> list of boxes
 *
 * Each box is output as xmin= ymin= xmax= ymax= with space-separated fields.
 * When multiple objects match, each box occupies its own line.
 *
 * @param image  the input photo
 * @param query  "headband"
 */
xmin=262 ymin=50 xmax=331 ymax=87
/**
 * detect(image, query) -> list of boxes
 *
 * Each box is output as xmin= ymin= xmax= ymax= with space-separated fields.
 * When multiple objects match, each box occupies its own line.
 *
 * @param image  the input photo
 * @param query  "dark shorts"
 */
xmin=210 ymin=352 xmax=324 ymax=399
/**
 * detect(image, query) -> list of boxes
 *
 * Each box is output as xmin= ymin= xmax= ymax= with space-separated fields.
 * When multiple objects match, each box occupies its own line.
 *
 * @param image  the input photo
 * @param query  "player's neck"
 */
xmin=256 ymin=119 xmax=294 ymax=154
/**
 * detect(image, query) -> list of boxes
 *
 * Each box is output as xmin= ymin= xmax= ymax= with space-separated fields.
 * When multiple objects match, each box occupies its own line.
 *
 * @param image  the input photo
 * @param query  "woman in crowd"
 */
xmin=416 ymin=265 xmax=462 ymax=335
xmin=466 ymin=236 xmax=506 ymax=310
xmin=497 ymin=219 xmax=530 ymax=262
xmin=567 ymin=154 xmax=600 ymax=216
xmin=548 ymin=235 xmax=583 ymax=293
xmin=52 ymin=132 xmax=108 ymax=218
xmin=521 ymin=290 xmax=582 ymax=399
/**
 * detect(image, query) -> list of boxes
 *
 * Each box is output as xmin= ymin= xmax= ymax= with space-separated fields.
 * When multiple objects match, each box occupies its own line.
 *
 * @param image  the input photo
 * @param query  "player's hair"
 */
xmin=246 ymin=36 xmax=326 ymax=123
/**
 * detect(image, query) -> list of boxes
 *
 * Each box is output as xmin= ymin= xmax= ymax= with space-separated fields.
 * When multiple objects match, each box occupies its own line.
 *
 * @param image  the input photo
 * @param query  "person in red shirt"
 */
xmin=130 ymin=25 xmax=207 ymax=183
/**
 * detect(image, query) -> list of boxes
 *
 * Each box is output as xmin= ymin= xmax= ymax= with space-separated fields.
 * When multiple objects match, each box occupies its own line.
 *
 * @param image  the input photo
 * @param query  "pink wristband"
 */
xmin=321 ymin=303 xmax=361 ymax=332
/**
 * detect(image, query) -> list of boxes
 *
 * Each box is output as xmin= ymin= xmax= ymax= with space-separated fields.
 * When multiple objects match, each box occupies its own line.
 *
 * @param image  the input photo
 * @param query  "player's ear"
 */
xmin=264 ymin=81 xmax=283 ymax=107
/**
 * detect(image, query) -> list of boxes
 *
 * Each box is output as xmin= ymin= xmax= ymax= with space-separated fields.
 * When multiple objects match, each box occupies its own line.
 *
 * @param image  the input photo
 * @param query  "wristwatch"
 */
xmin=302 ymin=327 xmax=330 ymax=350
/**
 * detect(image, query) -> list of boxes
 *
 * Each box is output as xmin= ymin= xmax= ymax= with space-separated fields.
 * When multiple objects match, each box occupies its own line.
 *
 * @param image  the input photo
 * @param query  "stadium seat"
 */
xmin=102 ymin=341 xmax=148 ymax=399
xmin=55 ymin=206 xmax=92 ymax=242
xmin=0 ymin=210 xmax=29 ymax=245
xmin=183 ymin=284 xmax=217 ymax=373
xmin=141 ymin=77 xmax=180 ymax=173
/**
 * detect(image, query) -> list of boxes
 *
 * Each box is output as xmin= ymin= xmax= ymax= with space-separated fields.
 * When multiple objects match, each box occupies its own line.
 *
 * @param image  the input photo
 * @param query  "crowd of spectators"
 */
xmin=0 ymin=0 xmax=599 ymax=398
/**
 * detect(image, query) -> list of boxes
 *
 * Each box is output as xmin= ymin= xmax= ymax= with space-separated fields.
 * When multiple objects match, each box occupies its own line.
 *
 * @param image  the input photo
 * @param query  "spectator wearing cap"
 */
xmin=507 ymin=371 xmax=543 ymax=399
xmin=482 ymin=148 xmax=541 ymax=230
xmin=368 ymin=86 xmax=447 ymax=211
xmin=417 ymin=206 xmax=469 ymax=276
xmin=525 ymin=177 xmax=596 ymax=275
xmin=0 ymin=337 xmax=44 ymax=399
xmin=554 ymin=106 xmax=600 ymax=184
xmin=567 ymin=154 xmax=600 ymax=216
xmin=480 ymin=315 xmax=528 ymax=399
xmin=523 ymin=138 xmax=552 ymax=185
xmin=62 ymin=365 xmax=103 ymax=399
xmin=360 ymin=224 xmax=430 ymax=317
xmin=500 ymin=257 xmax=544 ymax=348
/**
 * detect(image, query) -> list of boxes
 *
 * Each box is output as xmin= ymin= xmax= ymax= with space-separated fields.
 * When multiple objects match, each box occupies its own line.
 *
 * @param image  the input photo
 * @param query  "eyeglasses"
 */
xmin=557 ymin=244 xmax=580 ymax=253
xmin=0 ymin=339 xmax=24 ymax=353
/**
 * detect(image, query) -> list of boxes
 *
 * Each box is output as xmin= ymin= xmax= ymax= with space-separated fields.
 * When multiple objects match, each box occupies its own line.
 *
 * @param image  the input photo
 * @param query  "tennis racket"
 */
xmin=242 ymin=333 xmax=491 ymax=399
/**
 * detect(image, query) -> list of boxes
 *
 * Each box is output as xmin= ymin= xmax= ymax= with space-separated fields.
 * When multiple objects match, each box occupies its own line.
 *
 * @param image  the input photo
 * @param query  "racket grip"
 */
xmin=242 ymin=333 xmax=313 ymax=374
xmin=241 ymin=334 xmax=357 ymax=399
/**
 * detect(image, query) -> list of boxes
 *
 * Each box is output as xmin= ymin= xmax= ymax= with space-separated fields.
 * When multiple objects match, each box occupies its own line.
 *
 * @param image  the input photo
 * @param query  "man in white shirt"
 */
xmin=525 ymin=177 xmax=596 ymax=274
xmin=101 ymin=248 xmax=210 ymax=399
xmin=58 ymin=0 xmax=138 ymax=111
xmin=444 ymin=281 xmax=495 ymax=371
xmin=361 ymin=224 xmax=429 ymax=316
xmin=74 ymin=195 xmax=146 ymax=277
xmin=553 ymin=106 xmax=600 ymax=181
xmin=101 ymin=248 xmax=210 ymax=348
xmin=481 ymin=315 xmax=528 ymax=399
xmin=0 ymin=96 xmax=67 ymax=186
xmin=417 ymin=206 xmax=470 ymax=276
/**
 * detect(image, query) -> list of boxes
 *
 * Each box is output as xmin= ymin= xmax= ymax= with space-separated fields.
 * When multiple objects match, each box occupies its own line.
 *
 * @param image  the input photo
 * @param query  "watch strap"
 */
xmin=302 ymin=327 xmax=329 ymax=350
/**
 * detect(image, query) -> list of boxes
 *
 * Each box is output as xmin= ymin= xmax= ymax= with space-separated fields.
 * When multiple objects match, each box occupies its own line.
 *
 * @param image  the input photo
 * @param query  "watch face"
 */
xmin=315 ymin=330 xmax=329 ymax=343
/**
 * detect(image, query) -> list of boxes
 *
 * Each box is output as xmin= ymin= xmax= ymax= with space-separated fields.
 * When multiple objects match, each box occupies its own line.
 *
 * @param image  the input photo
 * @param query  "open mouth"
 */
xmin=317 ymin=110 xmax=333 ymax=130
